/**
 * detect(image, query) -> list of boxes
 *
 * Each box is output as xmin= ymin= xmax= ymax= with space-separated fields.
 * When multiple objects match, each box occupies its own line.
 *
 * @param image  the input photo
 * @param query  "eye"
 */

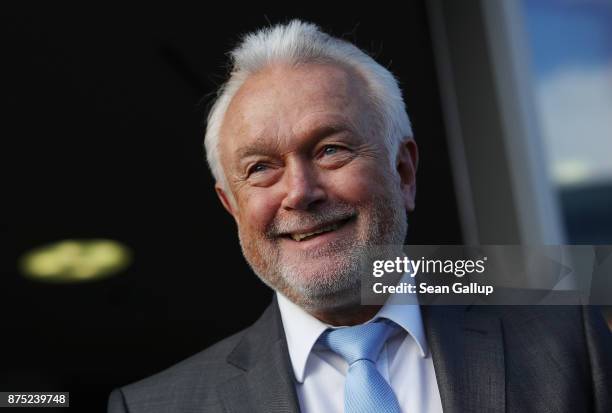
xmin=322 ymin=145 xmax=342 ymax=156
xmin=248 ymin=163 xmax=268 ymax=175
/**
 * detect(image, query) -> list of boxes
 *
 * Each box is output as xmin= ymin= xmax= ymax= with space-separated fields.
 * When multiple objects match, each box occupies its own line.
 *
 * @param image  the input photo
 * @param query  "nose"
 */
xmin=281 ymin=158 xmax=327 ymax=211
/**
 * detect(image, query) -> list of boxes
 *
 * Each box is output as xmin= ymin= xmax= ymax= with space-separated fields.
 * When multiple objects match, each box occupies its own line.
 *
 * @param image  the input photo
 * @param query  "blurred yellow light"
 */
xmin=19 ymin=239 xmax=132 ymax=283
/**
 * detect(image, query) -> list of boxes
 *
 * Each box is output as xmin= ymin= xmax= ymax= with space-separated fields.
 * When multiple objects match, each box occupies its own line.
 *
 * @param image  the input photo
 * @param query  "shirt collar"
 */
xmin=376 ymin=278 xmax=429 ymax=358
xmin=276 ymin=292 xmax=329 ymax=383
xmin=276 ymin=274 xmax=429 ymax=384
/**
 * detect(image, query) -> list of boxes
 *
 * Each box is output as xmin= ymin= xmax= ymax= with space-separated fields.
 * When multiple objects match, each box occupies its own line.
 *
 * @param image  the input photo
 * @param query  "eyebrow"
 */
xmin=235 ymin=122 xmax=357 ymax=161
xmin=235 ymin=140 xmax=282 ymax=160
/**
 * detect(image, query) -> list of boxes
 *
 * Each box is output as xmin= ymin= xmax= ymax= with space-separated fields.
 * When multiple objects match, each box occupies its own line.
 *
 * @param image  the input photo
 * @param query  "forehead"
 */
xmin=219 ymin=62 xmax=372 ymax=157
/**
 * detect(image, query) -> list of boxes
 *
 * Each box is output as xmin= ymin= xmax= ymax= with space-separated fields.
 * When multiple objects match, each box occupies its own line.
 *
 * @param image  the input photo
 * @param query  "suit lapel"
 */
xmin=217 ymin=298 xmax=506 ymax=413
xmin=217 ymin=298 xmax=301 ymax=413
xmin=423 ymin=305 xmax=505 ymax=413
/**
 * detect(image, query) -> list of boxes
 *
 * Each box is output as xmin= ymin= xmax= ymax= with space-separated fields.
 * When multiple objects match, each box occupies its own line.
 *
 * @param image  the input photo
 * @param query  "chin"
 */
xmin=291 ymin=280 xmax=362 ymax=313
xmin=279 ymin=256 xmax=364 ymax=311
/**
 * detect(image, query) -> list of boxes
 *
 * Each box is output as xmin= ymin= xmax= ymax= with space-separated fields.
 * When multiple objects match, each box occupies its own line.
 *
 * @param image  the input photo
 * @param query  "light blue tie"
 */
xmin=319 ymin=319 xmax=401 ymax=413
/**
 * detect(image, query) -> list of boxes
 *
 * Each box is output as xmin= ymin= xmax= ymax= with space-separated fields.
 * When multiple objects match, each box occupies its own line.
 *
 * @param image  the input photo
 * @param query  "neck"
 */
xmin=309 ymin=304 xmax=382 ymax=326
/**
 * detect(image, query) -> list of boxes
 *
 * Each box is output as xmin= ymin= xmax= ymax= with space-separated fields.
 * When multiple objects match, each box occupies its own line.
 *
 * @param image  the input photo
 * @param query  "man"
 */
xmin=108 ymin=20 xmax=612 ymax=412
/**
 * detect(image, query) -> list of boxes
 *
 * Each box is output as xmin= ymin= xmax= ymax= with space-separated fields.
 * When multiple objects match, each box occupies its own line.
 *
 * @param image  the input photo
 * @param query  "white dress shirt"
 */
xmin=276 ymin=286 xmax=444 ymax=413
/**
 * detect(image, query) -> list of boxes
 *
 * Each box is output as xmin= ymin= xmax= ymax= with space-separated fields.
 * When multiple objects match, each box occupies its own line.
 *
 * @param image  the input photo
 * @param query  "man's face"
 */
xmin=216 ymin=63 xmax=417 ymax=311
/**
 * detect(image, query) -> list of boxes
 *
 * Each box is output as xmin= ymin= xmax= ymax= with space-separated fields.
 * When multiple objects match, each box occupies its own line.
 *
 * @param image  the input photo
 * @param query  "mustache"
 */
xmin=266 ymin=203 xmax=356 ymax=237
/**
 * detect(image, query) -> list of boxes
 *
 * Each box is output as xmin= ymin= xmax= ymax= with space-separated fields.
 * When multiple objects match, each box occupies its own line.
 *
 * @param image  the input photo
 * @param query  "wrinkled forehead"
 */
xmin=218 ymin=62 xmax=377 ymax=157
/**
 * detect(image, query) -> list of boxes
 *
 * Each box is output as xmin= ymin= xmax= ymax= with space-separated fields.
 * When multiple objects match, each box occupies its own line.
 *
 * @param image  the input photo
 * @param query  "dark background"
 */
xmin=3 ymin=3 xmax=461 ymax=411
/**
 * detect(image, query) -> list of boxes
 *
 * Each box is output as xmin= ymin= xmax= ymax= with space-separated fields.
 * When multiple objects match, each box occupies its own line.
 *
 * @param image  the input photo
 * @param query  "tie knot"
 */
xmin=319 ymin=319 xmax=399 ymax=365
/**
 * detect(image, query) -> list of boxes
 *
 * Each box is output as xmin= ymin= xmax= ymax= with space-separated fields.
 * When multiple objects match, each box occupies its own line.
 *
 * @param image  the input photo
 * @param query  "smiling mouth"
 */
xmin=287 ymin=217 xmax=353 ymax=242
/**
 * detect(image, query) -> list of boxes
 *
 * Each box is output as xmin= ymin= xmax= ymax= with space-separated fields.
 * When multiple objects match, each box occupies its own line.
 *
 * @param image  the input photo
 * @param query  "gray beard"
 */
xmin=238 ymin=189 xmax=407 ymax=312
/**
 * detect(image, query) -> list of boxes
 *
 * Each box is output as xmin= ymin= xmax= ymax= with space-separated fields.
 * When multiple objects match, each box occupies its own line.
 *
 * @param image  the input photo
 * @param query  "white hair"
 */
xmin=204 ymin=19 xmax=413 ymax=192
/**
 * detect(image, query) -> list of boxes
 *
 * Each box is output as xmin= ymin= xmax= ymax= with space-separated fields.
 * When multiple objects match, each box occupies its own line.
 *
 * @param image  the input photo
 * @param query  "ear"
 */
xmin=396 ymin=138 xmax=419 ymax=211
xmin=215 ymin=183 xmax=237 ymax=219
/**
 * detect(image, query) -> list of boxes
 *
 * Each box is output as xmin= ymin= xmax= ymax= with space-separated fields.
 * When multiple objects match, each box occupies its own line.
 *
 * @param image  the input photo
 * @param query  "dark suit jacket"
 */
xmin=108 ymin=299 xmax=612 ymax=412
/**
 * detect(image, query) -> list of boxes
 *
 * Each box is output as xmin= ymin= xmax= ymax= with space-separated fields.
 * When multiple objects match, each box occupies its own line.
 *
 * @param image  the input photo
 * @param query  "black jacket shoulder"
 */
xmin=108 ymin=328 xmax=247 ymax=412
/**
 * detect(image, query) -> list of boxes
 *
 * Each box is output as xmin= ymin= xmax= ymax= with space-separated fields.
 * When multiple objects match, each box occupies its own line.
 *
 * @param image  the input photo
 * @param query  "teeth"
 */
xmin=290 ymin=223 xmax=340 ymax=241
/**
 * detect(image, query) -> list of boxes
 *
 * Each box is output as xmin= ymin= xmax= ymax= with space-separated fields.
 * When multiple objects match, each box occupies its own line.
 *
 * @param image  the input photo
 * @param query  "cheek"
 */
xmin=236 ymin=189 xmax=281 ymax=233
xmin=327 ymin=163 xmax=394 ymax=204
